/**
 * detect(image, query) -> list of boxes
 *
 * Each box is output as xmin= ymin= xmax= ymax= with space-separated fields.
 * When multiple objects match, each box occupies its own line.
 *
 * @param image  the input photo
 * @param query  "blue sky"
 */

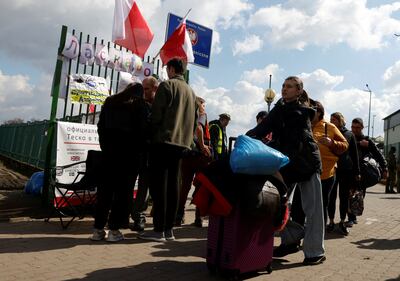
xmin=1 ymin=0 xmax=400 ymax=139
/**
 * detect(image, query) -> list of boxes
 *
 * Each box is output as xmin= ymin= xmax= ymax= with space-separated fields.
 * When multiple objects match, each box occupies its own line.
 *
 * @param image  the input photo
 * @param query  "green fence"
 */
xmin=0 ymin=121 xmax=53 ymax=169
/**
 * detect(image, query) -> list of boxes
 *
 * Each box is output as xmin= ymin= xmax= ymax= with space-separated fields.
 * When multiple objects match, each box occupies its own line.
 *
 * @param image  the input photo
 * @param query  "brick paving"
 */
xmin=0 ymin=184 xmax=399 ymax=281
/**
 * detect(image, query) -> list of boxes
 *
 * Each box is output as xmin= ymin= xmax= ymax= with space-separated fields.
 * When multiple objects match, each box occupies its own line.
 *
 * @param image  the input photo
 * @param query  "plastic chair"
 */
xmin=46 ymin=150 xmax=102 ymax=229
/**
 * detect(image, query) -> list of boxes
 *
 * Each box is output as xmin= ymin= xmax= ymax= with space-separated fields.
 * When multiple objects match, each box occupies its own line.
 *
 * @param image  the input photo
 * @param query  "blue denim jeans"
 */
xmin=281 ymin=172 xmax=325 ymax=258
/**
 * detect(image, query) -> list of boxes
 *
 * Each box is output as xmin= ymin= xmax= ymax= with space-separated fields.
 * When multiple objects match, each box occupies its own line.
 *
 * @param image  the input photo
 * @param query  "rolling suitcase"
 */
xmin=206 ymin=205 xmax=274 ymax=278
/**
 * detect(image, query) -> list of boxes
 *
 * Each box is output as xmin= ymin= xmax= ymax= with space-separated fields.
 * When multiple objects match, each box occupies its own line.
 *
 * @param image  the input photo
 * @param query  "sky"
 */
xmin=1 ymin=0 xmax=400 ymax=139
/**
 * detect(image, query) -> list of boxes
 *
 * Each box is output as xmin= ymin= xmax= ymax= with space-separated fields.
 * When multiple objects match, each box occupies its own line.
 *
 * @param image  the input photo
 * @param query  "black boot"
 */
xmin=130 ymin=216 xmax=146 ymax=232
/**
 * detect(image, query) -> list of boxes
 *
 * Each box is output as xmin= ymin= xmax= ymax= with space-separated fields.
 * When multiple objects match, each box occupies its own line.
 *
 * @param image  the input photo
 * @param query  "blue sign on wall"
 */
xmin=166 ymin=13 xmax=213 ymax=68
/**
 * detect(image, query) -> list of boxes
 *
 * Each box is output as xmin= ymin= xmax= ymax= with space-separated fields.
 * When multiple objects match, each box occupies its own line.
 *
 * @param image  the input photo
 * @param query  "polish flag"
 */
xmin=159 ymin=17 xmax=195 ymax=65
xmin=112 ymin=0 xmax=154 ymax=58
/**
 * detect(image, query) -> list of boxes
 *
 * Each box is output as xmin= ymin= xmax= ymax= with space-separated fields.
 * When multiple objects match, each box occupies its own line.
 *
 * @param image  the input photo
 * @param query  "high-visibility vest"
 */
xmin=209 ymin=123 xmax=223 ymax=154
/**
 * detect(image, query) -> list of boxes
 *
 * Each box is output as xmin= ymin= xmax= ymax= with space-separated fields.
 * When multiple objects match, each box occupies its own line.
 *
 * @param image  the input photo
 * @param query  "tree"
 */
xmin=3 ymin=118 xmax=24 ymax=125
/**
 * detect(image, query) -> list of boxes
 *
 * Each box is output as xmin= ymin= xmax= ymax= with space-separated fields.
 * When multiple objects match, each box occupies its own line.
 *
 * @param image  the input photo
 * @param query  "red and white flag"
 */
xmin=112 ymin=0 xmax=154 ymax=58
xmin=159 ymin=17 xmax=195 ymax=65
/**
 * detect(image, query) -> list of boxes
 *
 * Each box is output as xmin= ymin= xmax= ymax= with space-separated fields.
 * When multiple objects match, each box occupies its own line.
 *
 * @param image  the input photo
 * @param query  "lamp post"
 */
xmin=365 ymin=84 xmax=372 ymax=136
xmin=372 ymin=114 xmax=376 ymax=139
xmin=264 ymin=74 xmax=276 ymax=112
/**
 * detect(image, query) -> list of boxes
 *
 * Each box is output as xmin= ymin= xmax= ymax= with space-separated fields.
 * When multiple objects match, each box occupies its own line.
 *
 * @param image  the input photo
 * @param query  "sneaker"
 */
xmin=273 ymin=243 xmax=300 ymax=257
xmin=303 ymin=255 xmax=326 ymax=265
xmin=326 ymin=223 xmax=335 ymax=233
xmin=106 ymin=230 xmax=124 ymax=242
xmin=345 ymin=220 xmax=354 ymax=228
xmin=338 ymin=222 xmax=349 ymax=236
xmin=165 ymin=229 xmax=175 ymax=241
xmin=130 ymin=218 xmax=146 ymax=232
xmin=138 ymin=230 xmax=166 ymax=242
xmin=193 ymin=218 xmax=203 ymax=228
xmin=90 ymin=228 xmax=106 ymax=241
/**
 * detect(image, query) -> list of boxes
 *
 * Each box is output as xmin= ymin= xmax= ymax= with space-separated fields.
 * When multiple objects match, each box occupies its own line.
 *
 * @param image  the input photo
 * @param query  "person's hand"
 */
xmin=319 ymin=136 xmax=332 ymax=147
xmin=382 ymin=169 xmax=388 ymax=179
xmin=201 ymin=146 xmax=211 ymax=157
xmin=360 ymin=139 xmax=369 ymax=148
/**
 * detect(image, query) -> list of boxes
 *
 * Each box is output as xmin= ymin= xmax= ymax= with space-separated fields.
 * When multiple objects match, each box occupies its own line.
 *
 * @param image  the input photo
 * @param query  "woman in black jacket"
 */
xmin=328 ymin=112 xmax=360 ymax=235
xmin=247 ymin=76 xmax=325 ymax=265
xmin=91 ymin=83 xmax=147 ymax=242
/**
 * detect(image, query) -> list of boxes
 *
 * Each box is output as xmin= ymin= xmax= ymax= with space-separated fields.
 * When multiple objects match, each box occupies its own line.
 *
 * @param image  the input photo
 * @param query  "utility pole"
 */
xmin=372 ymin=114 xmax=376 ymax=139
xmin=365 ymin=84 xmax=372 ymax=136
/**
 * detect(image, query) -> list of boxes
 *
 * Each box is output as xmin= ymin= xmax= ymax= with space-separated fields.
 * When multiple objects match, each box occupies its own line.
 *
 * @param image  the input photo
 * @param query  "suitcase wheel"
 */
xmin=206 ymin=262 xmax=217 ymax=275
xmin=266 ymin=262 xmax=273 ymax=274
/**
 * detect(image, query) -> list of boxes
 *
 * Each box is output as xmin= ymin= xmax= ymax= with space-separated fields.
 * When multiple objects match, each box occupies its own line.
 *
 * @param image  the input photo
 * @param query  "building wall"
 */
xmin=384 ymin=111 xmax=400 ymax=159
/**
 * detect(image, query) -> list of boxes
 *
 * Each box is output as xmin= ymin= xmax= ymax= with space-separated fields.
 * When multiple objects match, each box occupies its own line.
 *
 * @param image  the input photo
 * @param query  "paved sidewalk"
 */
xmin=0 ymin=184 xmax=399 ymax=281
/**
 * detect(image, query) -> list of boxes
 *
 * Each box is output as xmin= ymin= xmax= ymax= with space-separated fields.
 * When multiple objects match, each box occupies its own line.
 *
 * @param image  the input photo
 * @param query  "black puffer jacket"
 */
xmin=247 ymin=100 xmax=321 ymax=184
xmin=97 ymin=84 xmax=148 ymax=158
xmin=336 ymin=126 xmax=360 ymax=176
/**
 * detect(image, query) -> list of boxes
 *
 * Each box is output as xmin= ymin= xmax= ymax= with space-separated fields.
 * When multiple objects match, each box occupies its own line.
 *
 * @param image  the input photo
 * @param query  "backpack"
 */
xmin=360 ymin=154 xmax=382 ymax=188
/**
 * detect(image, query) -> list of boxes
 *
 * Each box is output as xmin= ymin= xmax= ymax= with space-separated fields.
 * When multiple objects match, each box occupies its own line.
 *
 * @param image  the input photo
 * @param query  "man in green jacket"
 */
xmin=139 ymin=58 xmax=197 ymax=242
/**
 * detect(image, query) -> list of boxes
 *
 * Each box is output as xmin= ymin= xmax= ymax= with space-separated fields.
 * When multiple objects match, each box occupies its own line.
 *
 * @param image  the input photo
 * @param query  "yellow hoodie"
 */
xmin=312 ymin=120 xmax=348 ymax=180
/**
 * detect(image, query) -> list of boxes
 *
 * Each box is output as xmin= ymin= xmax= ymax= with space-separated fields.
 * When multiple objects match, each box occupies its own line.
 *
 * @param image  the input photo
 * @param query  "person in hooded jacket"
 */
xmin=247 ymin=76 xmax=325 ymax=265
xmin=327 ymin=112 xmax=360 ymax=235
xmin=91 ymin=83 xmax=147 ymax=242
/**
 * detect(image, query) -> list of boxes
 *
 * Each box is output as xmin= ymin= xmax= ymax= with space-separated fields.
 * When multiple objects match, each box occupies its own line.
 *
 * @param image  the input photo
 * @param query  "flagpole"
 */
xmin=152 ymin=8 xmax=192 ymax=64
xmin=182 ymin=8 xmax=192 ymax=20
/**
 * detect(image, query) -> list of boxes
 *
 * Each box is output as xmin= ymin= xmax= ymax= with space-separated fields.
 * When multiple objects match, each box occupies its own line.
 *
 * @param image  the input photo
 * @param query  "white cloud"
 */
xmin=0 ymin=0 xmax=251 ymax=72
xmin=191 ymin=67 xmax=400 ymax=139
xmin=298 ymin=68 xmax=399 ymax=137
xmin=191 ymin=75 xmax=267 ymax=137
xmin=241 ymin=64 xmax=282 ymax=85
xmin=232 ymin=34 xmax=263 ymax=56
xmin=299 ymin=69 xmax=344 ymax=99
xmin=383 ymin=60 xmax=400 ymax=92
xmin=0 ymin=70 xmax=51 ymax=123
xmin=248 ymin=1 xmax=400 ymax=50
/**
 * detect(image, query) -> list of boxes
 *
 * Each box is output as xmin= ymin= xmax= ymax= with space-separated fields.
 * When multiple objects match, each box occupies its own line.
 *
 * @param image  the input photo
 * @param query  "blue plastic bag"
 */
xmin=229 ymin=135 xmax=289 ymax=175
xmin=24 ymin=171 xmax=44 ymax=195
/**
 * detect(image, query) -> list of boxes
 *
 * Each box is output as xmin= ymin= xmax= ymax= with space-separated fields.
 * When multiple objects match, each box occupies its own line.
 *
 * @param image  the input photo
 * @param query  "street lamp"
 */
xmin=364 ymin=84 xmax=372 ymax=136
xmin=372 ymin=114 xmax=376 ymax=139
xmin=264 ymin=74 xmax=276 ymax=112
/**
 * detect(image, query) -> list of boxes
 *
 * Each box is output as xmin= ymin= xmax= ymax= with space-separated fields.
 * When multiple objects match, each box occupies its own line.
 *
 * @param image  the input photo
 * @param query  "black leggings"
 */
xmin=328 ymin=170 xmax=354 ymax=221
xmin=321 ymin=176 xmax=335 ymax=225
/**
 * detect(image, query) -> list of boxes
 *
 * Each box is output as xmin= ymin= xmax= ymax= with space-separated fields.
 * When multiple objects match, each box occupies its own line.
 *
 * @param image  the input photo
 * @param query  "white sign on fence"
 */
xmin=55 ymin=121 xmax=100 ymax=206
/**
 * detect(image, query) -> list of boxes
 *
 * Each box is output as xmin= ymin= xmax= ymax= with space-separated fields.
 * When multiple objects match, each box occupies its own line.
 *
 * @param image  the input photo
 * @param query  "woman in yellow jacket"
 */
xmin=311 ymin=100 xmax=348 ymax=227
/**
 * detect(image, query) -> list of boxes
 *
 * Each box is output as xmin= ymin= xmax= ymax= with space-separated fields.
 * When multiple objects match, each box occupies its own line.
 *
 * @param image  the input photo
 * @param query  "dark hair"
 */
xmin=166 ymin=58 xmax=185 ymax=74
xmin=315 ymin=101 xmax=324 ymax=121
xmin=106 ymin=83 xmax=144 ymax=106
xmin=256 ymin=111 xmax=268 ymax=120
xmin=299 ymin=89 xmax=310 ymax=106
xmin=352 ymin=117 xmax=364 ymax=127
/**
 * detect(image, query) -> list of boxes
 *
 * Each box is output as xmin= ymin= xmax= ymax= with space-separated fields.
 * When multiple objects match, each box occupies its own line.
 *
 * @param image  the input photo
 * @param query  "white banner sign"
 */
xmin=79 ymin=42 xmax=95 ymax=65
xmin=62 ymin=33 xmax=79 ymax=59
xmin=62 ymin=33 xmax=146 ymax=74
xmin=56 ymin=121 xmax=100 ymax=182
xmin=95 ymin=44 xmax=109 ymax=66
xmin=55 ymin=122 xmax=100 ymax=205
xmin=134 ymin=62 xmax=154 ymax=81
xmin=69 ymin=74 xmax=109 ymax=105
